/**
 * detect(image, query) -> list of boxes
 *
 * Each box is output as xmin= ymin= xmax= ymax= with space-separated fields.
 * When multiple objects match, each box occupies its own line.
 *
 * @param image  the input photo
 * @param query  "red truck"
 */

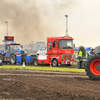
xmin=33 ymin=36 xmax=75 ymax=66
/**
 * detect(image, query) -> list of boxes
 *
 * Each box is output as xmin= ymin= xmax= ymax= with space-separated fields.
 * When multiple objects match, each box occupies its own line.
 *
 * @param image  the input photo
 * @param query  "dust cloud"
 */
xmin=0 ymin=0 xmax=76 ymax=44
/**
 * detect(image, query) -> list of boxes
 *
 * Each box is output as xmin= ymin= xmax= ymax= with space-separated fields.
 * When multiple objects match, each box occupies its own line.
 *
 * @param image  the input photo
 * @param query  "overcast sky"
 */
xmin=0 ymin=0 xmax=100 ymax=47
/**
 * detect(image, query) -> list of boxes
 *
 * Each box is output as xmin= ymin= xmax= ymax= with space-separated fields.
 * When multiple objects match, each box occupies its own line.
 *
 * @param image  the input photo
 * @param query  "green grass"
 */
xmin=72 ymin=59 xmax=79 ymax=65
xmin=0 ymin=65 xmax=85 ymax=73
xmin=72 ymin=62 xmax=77 ymax=65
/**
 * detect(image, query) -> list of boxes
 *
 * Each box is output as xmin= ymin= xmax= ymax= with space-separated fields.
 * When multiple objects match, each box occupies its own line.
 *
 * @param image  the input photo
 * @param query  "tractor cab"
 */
xmin=0 ymin=36 xmax=33 ymax=65
xmin=3 ymin=36 xmax=25 ymax=55
xmin=6 ymin=42 xmax=23 ymax=54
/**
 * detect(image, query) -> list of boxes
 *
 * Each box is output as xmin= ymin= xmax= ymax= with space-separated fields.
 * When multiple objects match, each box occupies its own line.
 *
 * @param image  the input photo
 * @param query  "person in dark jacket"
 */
xmin=88 ymin=48 xmax=95 ymax=58
xmin=90 ymin=48 xmax=95 ymax=55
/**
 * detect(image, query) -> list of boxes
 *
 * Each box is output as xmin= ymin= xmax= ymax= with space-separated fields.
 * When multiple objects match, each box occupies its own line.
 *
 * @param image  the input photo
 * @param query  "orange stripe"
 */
xmin=16 ymin=55 xmax=21 ymax=56
xmin=27 ymin=54 xmax=31 ymax=56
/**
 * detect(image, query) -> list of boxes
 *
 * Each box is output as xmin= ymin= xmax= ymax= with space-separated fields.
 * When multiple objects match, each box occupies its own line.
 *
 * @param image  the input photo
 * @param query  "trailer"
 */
xmin=33 ymin=36 xmax=75 ymax=66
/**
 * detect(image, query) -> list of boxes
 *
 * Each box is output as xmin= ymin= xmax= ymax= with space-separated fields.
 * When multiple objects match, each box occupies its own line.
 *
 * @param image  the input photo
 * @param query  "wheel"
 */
xmin=10 ymin=54 xmax=16 ymax=64
xmin=85 ymin=54 xmax=100 ymax=80
xmin=33 ymin=59 xmax=38 ymax=66
xmin=0 ymin=54 xmax=3 ymax=64
xmin=52 ymin=59 xmax=58 ymax=67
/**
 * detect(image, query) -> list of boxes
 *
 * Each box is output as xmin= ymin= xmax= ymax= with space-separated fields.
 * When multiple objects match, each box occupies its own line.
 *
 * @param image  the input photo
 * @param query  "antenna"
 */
xmin=5 ymin=21 xmax=8 ymax=36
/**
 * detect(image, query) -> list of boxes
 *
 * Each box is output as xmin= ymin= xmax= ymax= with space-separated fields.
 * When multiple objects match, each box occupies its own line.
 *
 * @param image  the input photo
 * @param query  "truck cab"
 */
xmin=47 ymin=36 xmax=74 ymax=55
xmin=5 ymin=42 xmax=24 ymax=55
xmin=35 ymin=36 xmax=75 ymax=66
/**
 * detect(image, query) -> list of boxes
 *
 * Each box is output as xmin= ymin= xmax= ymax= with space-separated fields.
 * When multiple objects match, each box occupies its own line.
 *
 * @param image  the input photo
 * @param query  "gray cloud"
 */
xmin=0 ymin=0 xmax=76 ymax=44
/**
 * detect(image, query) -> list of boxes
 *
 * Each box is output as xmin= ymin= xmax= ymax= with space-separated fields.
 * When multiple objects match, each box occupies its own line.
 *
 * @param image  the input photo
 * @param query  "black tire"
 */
xmin=85 ymin=54 xmax=100 ymax=80
xmin=33 ymin=59 xmax=38 ymax=66
xmin=0 ymin=54 xmax=3 ymax=64
xmin=52 ymin=59 xmax=58 ymax=67
xmin=10 ymin=54 xmax=16 ymax=64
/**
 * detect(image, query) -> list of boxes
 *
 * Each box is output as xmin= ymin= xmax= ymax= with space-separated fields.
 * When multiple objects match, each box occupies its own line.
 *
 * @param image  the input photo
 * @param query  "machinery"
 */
xmin=78 ymin=46 xmax=100 ymax=80
xmin=36 ymin=47 xmax=47 ymax=55
xmin=0 ymin=35 xmax=75 ymax=66
xmin=0 ymin=36 xmax=36 ymax=65
xmin=34 ymin=36 xmax=75 ymax=66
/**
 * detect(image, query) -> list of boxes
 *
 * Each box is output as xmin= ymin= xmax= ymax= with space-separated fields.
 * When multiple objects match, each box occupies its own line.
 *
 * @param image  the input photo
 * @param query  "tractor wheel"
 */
xmin=10 ymin=54 xmax=16 ymax=64
xmin=33 ymin=59 xmax=38 ymax=66
xmin=85 ymin=54 xmax=100 ymax=80
xmin=52 ymin=59 xmax=58 ymax=67
xmin=0 ymin=54 xmax=3 ymax=64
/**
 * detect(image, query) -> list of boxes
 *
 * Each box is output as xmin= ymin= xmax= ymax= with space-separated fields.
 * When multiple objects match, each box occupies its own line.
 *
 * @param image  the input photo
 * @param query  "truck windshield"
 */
xmin=9 ymin=45 xmax=21 ymax=53
xmin=59 ymin=40 xmax=73 ymax=49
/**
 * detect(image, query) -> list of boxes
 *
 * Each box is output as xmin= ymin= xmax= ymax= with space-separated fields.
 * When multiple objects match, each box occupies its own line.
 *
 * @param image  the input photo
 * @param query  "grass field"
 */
xmin=0 ymin=65 xmax=85 ymax=73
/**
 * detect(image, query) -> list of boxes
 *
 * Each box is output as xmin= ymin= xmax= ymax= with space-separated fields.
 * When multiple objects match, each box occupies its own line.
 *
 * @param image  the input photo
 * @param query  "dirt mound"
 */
xmin=0 ymin=69 xmax=100 ymax=100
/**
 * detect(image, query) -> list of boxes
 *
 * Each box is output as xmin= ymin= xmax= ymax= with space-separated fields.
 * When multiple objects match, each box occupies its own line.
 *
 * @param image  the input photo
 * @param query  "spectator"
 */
xmin=93 ymin=48 xmax=95 ymax=54
xmin=78 ymin=50 xmax=82 ymax=60
xmin=90 ymin=48 xmax=95 ymax=55
xmin=88 ymin=48 xmax=95 ymax=58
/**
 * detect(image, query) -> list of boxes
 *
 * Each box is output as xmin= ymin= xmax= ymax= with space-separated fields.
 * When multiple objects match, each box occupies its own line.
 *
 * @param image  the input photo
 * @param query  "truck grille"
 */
xmin=62 ymin=53 xmax=75 ymax=64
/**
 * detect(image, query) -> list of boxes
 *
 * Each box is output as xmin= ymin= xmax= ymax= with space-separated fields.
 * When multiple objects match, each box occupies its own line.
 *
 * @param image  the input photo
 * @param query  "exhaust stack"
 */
xmin=65 ymin=15 xmax=68 ymax=36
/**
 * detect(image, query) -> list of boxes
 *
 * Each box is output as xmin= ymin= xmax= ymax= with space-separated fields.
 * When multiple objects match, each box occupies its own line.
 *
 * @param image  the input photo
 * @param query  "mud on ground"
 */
xmin=0 ymin=66 xmax=100 ymax=100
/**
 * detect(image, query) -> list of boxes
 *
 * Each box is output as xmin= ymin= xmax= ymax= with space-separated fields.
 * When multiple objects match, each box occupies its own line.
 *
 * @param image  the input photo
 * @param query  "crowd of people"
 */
xmin=78 ymin=47 xmax=95 ymax=60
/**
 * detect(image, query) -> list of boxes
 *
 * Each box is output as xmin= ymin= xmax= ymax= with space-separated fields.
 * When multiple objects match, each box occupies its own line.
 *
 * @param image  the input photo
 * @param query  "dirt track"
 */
xmin=0 ymin=66 xmax=100 ymax=100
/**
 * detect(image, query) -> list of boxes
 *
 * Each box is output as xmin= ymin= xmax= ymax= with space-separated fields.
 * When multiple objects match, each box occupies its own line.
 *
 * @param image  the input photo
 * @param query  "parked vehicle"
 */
xmin=0 ymin=36 xmax=37 ymax=65
xmin=37 ymin=47 xmax=47 ymax=55
xmin=34 ymin=36 xmax=75 ymax=66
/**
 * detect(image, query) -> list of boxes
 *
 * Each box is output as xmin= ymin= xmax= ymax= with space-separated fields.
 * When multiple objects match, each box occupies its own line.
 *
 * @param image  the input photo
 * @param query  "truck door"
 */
xmin=48 ymin=41 xmax=52 ymax=54
xmin=6 ymin=45 xmax=10 ymax=53
xmin=52 ymin=41 xmax=58 ymax=54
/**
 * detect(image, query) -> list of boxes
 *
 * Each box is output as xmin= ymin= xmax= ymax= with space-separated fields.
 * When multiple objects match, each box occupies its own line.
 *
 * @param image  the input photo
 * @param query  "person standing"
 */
xmin=90 ymin=48 xmax=94 ymax=55
xmin=88 ymin=48 xmax=95 ymax=57
xmin=93 ymin=49 xmax=95 ymax=54
xmin=78 ymin=50 xmax=82 ymax=60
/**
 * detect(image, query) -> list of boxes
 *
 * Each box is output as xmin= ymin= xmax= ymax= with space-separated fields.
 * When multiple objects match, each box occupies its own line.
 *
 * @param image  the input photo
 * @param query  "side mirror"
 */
xmin=53 ymin=41 xmax=57 ymax=48
xmin=48 ymin=42 xmax=52 ymax=50
xmin=74 ymin=44 xmax=75 ymax=48
xmin=55 ymin=41 xmax=58 ymax=48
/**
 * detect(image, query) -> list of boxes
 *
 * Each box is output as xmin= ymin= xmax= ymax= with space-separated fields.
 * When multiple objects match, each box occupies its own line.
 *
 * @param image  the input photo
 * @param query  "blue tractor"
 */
xmin=0 ymin=36 xmax=36 ymax=65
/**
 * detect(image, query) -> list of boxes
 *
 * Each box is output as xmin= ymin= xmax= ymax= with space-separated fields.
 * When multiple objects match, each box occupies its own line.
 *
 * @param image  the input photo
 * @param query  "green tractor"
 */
xmin=78 ymin=46 xmax=100 ymax=80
